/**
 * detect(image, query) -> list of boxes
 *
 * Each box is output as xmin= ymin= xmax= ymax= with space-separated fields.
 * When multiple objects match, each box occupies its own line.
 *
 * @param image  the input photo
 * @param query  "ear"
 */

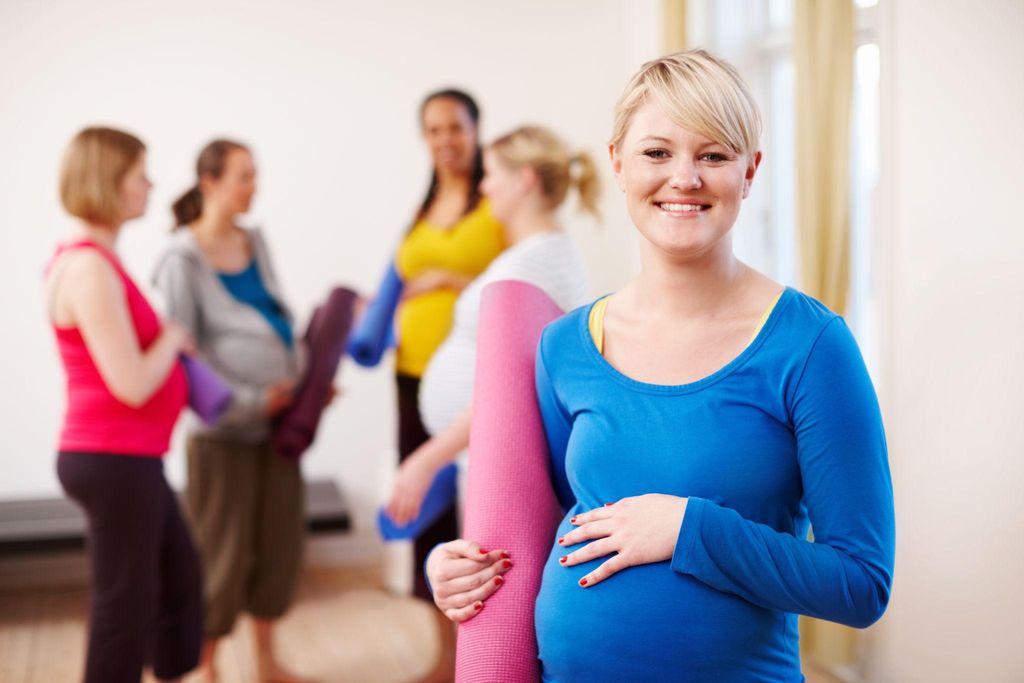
xmin=742 ymin=150 xmax=762 ymax=199
xmin=198 ymin=174 xmax=216 ymax=198
xmin=608 ymin=143 xmax=625 ymax=192
xmin=519 ymin=165 xmax=540 ymax=195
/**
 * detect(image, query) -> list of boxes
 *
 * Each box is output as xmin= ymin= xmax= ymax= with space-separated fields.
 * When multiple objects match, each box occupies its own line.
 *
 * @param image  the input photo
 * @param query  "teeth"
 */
xmin=660 ymin=203 xmax=705 ymax=212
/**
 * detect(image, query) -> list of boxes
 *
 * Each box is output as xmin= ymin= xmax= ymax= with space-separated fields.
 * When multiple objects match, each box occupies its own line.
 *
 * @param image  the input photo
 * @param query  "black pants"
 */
xmin=57 ymin=452 xmax=202 ymax=683
xmin=396 ymin=373 xmax=459 ymax=601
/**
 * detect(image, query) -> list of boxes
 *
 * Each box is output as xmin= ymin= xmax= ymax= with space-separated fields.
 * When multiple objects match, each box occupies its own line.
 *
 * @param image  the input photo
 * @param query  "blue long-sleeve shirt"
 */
xmin=533 ymin=288 xmax=895 ymax=682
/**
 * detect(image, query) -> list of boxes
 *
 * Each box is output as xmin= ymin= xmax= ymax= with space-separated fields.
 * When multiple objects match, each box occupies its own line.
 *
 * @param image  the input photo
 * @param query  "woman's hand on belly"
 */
xmin=426 ymin=540 xmax=512 ymax=622
xmin=557 ymin=494 xmax=688 ymax=588
xmin=401 ymin=269 xmax=470 ymax=300
xmin=263 ymin=378 xmax=297 ymax=416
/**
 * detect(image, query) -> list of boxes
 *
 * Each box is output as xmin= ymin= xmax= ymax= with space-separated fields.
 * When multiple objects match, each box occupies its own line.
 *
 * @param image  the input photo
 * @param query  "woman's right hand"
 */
xmin=263 ymin=379 xmax=297 ymax=416
xmin=426 ymin=539 xmax=512 ymax=623
xmin=163 ymin=321 xmax=196 ymax=355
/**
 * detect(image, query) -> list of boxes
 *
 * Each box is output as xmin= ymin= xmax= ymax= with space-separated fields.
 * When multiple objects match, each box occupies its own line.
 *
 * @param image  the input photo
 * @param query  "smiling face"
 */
xmin=422 ymin=96 xmax=478 ymax=176
xmin=610 ymin=99 xmax=761 ymax=263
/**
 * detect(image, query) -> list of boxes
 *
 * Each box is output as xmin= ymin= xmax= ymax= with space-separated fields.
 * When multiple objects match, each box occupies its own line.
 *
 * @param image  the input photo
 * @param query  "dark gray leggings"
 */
xmin=57 ymin=451 xmax=202 ymax=682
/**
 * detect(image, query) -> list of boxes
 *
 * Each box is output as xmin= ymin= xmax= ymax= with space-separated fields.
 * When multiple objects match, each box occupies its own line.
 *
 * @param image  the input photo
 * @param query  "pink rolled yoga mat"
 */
xmin=455 ymin=280 xmax=565 ymax=683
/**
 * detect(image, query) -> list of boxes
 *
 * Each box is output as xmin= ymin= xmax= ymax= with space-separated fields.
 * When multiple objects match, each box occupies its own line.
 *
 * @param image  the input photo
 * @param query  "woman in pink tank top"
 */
xmin=46 ymin=127 xmax=202 ymax=683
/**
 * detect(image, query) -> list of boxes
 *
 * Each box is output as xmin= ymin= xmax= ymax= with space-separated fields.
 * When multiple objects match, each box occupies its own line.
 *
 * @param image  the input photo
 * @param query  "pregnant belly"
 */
xmin=419 ymin=336 xmax=475 ymax=436
xmin=533 ymin=525 xmax=800 ymax=682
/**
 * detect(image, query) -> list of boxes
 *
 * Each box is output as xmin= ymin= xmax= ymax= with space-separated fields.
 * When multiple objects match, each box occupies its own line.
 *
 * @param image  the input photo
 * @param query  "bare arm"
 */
xmin=59 ymin=251 xmax=190 ymax=407
xmin=401 ymin=269 xmax=474 ymax=301
xmin=415 ymin=404 xmax=473 ymax=470
xmin=386 ymin=405 xmax=473 ymax=525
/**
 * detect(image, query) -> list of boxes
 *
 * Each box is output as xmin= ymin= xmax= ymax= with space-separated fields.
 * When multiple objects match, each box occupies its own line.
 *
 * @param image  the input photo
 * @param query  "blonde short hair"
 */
xmin=489 ymin=125 xmax=601 ymax=218
xmin=59 ymin=127 xmax=145 ymax=227
xmin=611 ymin=49 xmax=762 ymax=156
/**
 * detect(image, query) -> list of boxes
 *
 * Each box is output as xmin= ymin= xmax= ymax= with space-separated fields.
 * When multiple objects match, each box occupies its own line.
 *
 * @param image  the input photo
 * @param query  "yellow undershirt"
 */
xmin=395 ymin=198 xmax=504 ymax=377
xmin=588 ymin=290 xmax=785 ymax=356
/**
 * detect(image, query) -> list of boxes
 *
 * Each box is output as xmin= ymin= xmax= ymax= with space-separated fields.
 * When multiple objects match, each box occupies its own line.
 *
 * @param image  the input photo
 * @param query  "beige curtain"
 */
xmin=794 ymin=0 xmax=859 ymax=668
xmin=663 ymin=0 xmax=688 ymax=52
xmin=795 ymin=0 xmax=855 ymax=316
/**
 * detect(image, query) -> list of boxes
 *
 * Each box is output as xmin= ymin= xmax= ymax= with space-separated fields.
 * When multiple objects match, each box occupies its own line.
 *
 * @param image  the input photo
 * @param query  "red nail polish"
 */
xmin=570 ymin=516 xmax=577 ymax=523
xmin=579 ymin=578 xmax=588 ymax=587
xmin=502 ymin=560 xmax=512 ymax=569
xmin=474 ymin=602 xmax=483 ymax=610
xmin=500 ymin=552 xmax=510 ymax=559
xmin=494 ymin=575 xmax=504 ymax=585
xmin=479 ymin=548 xmax=488 ymax=554
xmin=559 ymin=557 xmax=567 ymax=564
xmin=558 ymin=537 xmax=564 ymax=545
xmin=604 ymin=503 xmax=613 ymax=507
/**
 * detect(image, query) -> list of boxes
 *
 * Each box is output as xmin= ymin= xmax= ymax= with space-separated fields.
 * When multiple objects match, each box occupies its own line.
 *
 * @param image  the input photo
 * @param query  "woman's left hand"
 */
xmin=385 ymin=455 xmax=439 ymax=526
xmin=558 ymin=494 xmax=688 ymax=588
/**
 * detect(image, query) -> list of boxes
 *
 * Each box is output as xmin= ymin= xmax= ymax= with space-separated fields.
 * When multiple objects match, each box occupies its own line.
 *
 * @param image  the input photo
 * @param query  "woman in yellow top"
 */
xmin=393 ymin=88 xmax=504 ymax=608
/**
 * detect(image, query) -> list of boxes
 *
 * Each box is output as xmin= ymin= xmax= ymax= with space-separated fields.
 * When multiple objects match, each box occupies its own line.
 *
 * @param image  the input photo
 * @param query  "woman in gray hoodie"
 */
xmin=154 ymin=139 xmax=307 ymax=683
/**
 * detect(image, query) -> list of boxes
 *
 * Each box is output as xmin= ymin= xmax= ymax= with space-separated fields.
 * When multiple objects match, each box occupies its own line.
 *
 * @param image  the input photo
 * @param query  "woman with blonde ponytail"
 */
xmin=386 ymin=125 xmax=598 ymax=531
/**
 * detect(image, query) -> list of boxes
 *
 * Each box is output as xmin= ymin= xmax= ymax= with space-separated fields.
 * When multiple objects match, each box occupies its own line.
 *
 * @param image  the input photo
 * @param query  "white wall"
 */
xmin=868 ymin=1 xmax=1024 ymax=681
xmin=0 ymin=1 xmax=658 ymax=559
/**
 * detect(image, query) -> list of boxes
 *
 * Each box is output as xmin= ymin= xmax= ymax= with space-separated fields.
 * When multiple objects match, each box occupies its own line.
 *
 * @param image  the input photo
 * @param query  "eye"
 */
xmin=643 ymin=148 xmax=669 ymax=160
xmin=700 ymin=152 xmax=729 ymax=163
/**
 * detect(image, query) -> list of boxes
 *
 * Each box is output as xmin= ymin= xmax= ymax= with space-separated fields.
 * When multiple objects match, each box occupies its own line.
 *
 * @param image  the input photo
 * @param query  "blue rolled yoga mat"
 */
xmin=347 ymin=261 xmax=403 ymax=367
xmin=377 ymin=462 xmax=458 ymax=541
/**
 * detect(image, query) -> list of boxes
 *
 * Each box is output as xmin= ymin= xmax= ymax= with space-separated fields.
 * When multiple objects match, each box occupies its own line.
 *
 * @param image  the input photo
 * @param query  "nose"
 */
xmin=668 ymin=160 xmax=701 ymax=190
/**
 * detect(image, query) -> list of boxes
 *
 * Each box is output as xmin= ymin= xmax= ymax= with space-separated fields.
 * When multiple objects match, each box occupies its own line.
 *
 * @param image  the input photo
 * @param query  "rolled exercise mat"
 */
xmin=377 ymin=462 xmax=458 ymax=541
xmin=180 ymin=355 xmax=234 ymax=426
xmin=347 ymin=261 xmax=403 ymax=367
xmin=455 ymin=280 xmax=565 ymax=683
xmin=273 ymin=286 xmax=357 ymax=461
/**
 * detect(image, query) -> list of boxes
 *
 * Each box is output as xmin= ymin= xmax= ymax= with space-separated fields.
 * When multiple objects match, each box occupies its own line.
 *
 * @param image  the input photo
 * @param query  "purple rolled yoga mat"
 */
xmin=272 ymin=287 xmax=357 ymax=461
xmin=180 ymin=356 xmax=234 ymax=426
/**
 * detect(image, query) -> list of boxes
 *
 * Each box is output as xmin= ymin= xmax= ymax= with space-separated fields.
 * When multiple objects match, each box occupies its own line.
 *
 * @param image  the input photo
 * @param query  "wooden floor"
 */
xmin=0 ymin=565 xmax=442 ymax=683
xmin=0 ymin=564 xmax=846 ymax=683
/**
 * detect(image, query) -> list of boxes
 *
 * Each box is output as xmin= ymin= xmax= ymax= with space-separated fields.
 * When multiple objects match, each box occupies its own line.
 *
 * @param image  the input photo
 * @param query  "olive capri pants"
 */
xmin=185 ymin=435 xmax=305 ymax=637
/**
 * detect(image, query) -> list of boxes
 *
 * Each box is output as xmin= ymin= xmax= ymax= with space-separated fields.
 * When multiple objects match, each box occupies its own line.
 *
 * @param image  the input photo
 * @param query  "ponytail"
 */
xmin=570 ymin=152 xmax=601 ymax=220
xmin=172 ymin=185 xmax=203 ymax=227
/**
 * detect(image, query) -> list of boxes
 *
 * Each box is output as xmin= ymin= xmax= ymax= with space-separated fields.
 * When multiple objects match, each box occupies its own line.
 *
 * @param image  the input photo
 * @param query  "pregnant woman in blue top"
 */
xmin=425 ymin=49 xmax=895 ymax=682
